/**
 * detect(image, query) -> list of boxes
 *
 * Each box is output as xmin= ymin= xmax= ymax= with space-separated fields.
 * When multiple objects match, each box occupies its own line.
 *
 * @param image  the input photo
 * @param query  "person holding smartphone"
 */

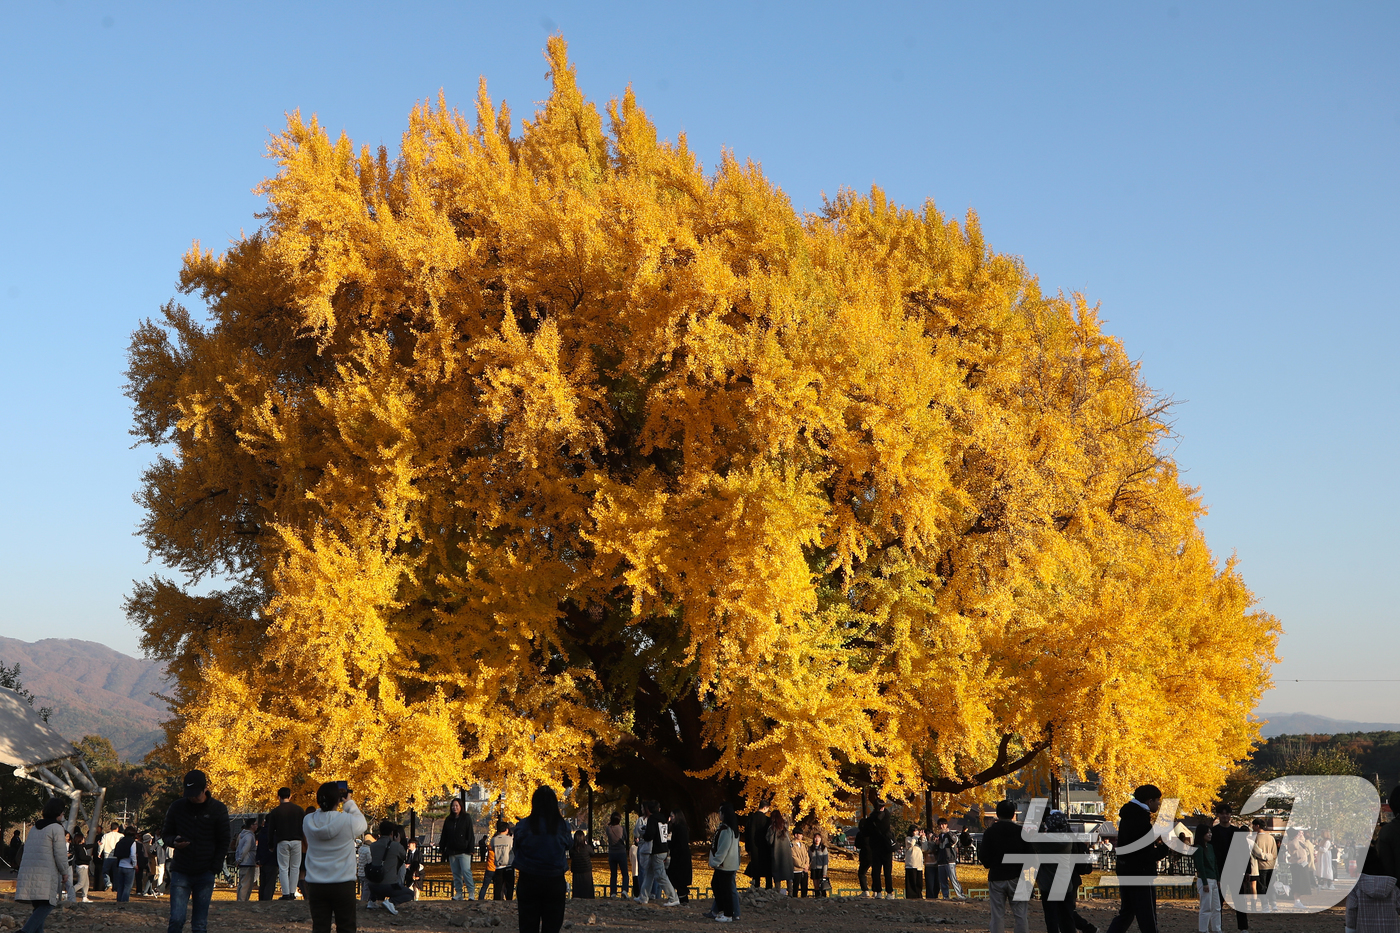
xmin=160 ymin=770 xmax=231 ymax=933
xmin=302 ymin=782 xmax=367 ymax=933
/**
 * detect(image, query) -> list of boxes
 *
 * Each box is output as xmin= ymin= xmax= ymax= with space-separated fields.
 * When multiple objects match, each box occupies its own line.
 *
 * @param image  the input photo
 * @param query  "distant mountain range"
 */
xmin=0 ymin=636 xmax=1395 ymax=762
xmin=1257 ymin=712 xmax=1400 ymax=737
xmin=0 ymin=636 xmax=171 ymax=761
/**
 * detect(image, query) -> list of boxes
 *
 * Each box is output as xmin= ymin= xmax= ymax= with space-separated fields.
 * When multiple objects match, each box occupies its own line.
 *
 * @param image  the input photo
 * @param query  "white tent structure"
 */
xmin=0 ymin=687 xmax=105 ymax=835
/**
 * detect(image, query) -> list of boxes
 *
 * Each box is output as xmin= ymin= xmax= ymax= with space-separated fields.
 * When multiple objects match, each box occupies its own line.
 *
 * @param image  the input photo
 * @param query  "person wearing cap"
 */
xmin=160 ymin=769 xmax=230 ymax=933
xmin=1104 ymin=784 xmax=1165 ymax=933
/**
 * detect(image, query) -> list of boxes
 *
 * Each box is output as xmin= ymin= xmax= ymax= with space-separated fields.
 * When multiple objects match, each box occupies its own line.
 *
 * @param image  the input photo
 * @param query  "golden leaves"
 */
xmin=127 ymin=35 xmax=1278 ymax=819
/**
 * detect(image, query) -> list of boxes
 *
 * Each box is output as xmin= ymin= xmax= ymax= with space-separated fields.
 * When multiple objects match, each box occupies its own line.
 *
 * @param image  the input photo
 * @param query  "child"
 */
xmin=1193 ymin=824 xmax=1221 ymax=933
xmin=571 ymin=831 xmax=595 ymax=898
xmin=809 ymin=832 xmax=830 ymax=898
xmin=1345 ymin=848 xmax=1399 ymax=933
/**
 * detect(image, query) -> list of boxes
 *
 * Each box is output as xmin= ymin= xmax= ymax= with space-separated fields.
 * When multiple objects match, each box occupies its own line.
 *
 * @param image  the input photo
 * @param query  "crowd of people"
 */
xmin=8 ymin=775 xmax=1400 ymax=933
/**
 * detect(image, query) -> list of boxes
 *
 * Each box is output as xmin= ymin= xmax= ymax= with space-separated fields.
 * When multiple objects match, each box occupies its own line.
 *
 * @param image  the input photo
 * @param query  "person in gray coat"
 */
xmin=14 ymin=798 xmax=73 ymax=933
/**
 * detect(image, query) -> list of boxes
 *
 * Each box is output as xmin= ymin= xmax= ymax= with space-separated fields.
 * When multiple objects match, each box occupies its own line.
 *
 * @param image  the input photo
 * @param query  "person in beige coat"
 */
xmin=15 ymin=798 xmax=74 ymax=933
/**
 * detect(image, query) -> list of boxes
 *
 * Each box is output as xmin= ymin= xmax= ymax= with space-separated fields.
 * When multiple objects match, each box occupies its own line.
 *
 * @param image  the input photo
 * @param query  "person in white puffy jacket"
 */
xmin=301 ymin=782 xmax=368 ymax=933
xmin=14 ymin=798 xmax=73 ymax=933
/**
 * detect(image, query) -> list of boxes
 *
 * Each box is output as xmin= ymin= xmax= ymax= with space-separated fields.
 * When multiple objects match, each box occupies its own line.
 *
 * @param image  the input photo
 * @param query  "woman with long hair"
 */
xmin=809 ymin=831 xmax=830 ymax=898
xmin=441 ymin=797 xmax=477 ymax=901
xmin=512 ymin=786 xmax=573 ymax=933
xmin=767 ymin=811 xmax=794 ymax=896
xmin=112 ymin=826 xmax=138 ymax=903
xmin=570 ymin=831 xmax=594 ymax=898
xmin=706 ymin=804 xmax=741 ymax=923
xmin=1317 ymin=831 xmax=1335 ymax=890
xmin=13 ymin=798 xmax=72 ymax=933
xmin=1193 ymin=824 xmax=1222 ymax=933
xmin=1288 ymin=828 xmax=1314 ymax=908
xmin=604 ymin=812 xmax=628 ymax=898
xmin=665 ymin=809 xmax=692 ymax=903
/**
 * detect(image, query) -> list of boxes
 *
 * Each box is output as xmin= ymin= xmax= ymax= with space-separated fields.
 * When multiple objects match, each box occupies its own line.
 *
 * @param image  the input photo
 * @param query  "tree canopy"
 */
xmin=125 ymin=37 xmax=1279 ymax=820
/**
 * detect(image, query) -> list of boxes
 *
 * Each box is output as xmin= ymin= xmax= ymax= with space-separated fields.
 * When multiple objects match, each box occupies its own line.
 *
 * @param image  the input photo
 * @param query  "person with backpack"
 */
xmin=112 ymin=826 xmax=139 ymax=903
xmin=512 ymin=786 xmax=573 ymax=933
xmin=364 ymin=820 xmax=413 ymax=915
xmin=441 ymin=797 xmax=477 ymax=901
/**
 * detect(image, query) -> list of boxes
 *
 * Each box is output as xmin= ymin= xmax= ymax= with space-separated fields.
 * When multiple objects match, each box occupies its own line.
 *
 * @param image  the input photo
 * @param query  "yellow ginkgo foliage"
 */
xmin=125 ymin=37 xmax=1277 ymax=820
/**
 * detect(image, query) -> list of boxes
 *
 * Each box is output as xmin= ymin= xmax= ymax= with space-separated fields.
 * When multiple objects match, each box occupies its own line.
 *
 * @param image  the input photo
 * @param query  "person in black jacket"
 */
xmin=665 ymin=809 xmax=691 ymax=902
xmin=441 ymin=798 xmax=477 ymax=901
xmin=1034 ymin=809 xmax=1096 ymax=933
xmin=636 ymin=801 xmax=679 ymax=906
xmin=1209 ymin=803 xmax=1250 ymax=932
xmin=856 ymin=813 xmax=873 ymax=895
xmin=744 ymin=803 xmax=772 ymax=889
xmin=256 ymin=816 xmax=277 ymax=901
xmin=868 ymin=799 xmax=895 ymax=898
xmin=161 ymin=769 xmax=231 ymax=933
xmin=1104 ymin=785 xmax=1165 ymax=933
xmin=70 ymin=828 xmax=92 ymax=902
xmin=980 ymin=800 xmax=1033 ymax=933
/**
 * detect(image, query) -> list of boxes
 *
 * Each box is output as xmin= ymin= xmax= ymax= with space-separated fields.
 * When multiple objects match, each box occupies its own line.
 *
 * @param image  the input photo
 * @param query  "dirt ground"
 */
xmin=0 ymin=883 xmax=1350 ymax=933
xmin=1 ymin=854 xmax=1355 ymax=932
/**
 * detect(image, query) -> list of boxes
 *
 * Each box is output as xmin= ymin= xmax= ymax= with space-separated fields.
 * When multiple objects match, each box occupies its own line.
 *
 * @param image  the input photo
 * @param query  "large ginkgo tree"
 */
xmin=125 ymin=37 xmax=1278 ymax=820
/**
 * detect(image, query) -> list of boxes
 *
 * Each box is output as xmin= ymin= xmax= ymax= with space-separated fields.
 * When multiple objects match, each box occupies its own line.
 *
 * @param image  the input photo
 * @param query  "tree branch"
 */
xmin=927 ymin=732 xmax=1051 ymax=794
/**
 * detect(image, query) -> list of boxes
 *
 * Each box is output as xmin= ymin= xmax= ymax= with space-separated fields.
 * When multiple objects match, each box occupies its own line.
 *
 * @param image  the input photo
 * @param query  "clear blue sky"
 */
xmin=1 ymin=1 xmax=1395 ymax=721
